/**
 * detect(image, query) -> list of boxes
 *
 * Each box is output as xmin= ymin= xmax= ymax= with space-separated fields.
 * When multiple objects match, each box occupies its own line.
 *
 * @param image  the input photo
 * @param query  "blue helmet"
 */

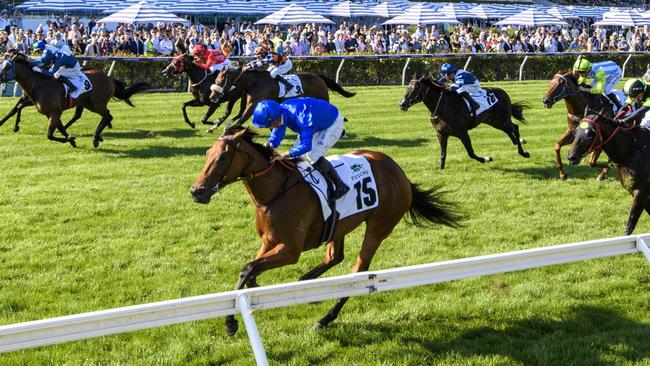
xmin=252 ymin=100 xmax=282 ymax=128
xmin=440 ymin=63 xmax=456 ymax=74
xmin=35 ymin=40 xmax=46 ymax=50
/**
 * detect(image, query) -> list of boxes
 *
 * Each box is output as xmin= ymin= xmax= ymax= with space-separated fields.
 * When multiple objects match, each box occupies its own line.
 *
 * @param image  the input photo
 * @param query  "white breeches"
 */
xmin=296 ymin=112 xmax=345 ymax=162
xmin=268 ymin=59 xmax=292 ymax=78
xmin=457 ymin=82 xmax=481 ymax=96
xmin=209 ymin=59 xmax=231 ymax=73
xmin=53 ymin=63 xmax=82 ymax=79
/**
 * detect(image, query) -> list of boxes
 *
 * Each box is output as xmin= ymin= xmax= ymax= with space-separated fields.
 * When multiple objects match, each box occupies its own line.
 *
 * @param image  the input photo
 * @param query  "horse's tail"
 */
xmin=316 ymin=74 xmax=356 ymax=98
xmin=407 ymin=183 xmax=464 ymax=228
xmin=112 ymin=79 xmax=151 ymax=107
xmin=511 ymin=101 xmax=529 ymax=124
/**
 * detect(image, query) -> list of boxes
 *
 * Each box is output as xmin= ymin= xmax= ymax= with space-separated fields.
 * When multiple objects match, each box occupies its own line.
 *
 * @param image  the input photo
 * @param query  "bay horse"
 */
xmin=400 ymin=76 xmax=529 ymax=169
xmin=567 ymin=113 xmax=648 ymax=234
xmin=0 ymin=95 xmax=32 ymax=132
xmin=542 ymin=70 xmax=615 ymax=181
xmin=0 ymin=50 xmax=150 ymax=147
xmin=162 ymin=53 xmax=245 ymax=129
xmin=207 ymin=68 xmax=356 ymax=129
xmin=190 ymin=126 xmax=463 ymax=335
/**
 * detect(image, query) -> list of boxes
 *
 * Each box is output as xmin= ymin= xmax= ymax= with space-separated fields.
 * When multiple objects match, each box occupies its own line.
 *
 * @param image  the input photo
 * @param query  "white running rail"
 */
xmin=1 ymin=234 xmax=649 ymax=365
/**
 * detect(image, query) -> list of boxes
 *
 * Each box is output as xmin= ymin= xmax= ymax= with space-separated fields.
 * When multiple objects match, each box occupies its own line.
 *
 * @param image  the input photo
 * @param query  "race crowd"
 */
xmin=2 ymin=8 xmax=650 ymax=57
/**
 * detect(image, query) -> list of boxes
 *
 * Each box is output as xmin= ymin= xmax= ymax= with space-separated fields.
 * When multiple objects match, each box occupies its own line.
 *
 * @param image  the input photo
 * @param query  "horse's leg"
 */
xmin=224 ymin=243 xmax=302 ymax=336
xmin=93 ymin=112 xmax=113 ymax=148
xmin=233 ymin=96 xmax=259 ymax=126
xmin=555 ymin=128 xmax=575 ymax=180
xmin=48 ymin=114 xmax=76 ymax=147
xmin=458 ymin=131 xmax=491 ymax=164
xmin=181 ymin=99 xmax=202 ymax=129
xmin=299 ymin=238 xmax=345 ymax=281
xmin=436 ymin=131 xmax=448 ymax=170
xmin=200 ymin=103 xmax=219 ymax=126
xmin=502 ymin=122 xmax=530 ymax=158
xmin=13 ymin=98 xmax=33 ymax=133
xmin=625 ymin=190 xmax=648 ymax=235
xmin=63 ymin=105 xmax=84 ymax=130
xmin=0 ymin=96 xmax=30 ymax=132
xmin=588 ymin=149 xmax=610 ymax=181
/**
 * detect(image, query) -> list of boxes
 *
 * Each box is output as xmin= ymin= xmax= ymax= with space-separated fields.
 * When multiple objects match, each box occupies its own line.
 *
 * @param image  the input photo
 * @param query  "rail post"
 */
xmin=236 ymin=293 xmax=268 ymax=366
xmin=107 ymin=61 xmax=117 ymax=76
xmin=335 ymin=59 xmax=345 ymax=84
xmin=637 ymin=237 xmax=650 ymax=264
xmin=463 ymin=56 xmax=472 ymax=71
xmin=402 ymin=57 xmax=411 ymax=86
xmin=519 ymin=55 xmax=529 ymax=82
xmin=622 ymin=54 xmax=633 ymax=79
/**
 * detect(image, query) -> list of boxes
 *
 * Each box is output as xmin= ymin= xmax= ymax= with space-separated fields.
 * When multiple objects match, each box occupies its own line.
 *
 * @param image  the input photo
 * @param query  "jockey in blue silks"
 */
xmin=32 ymin=40 xmax=82 ymax=93
xmin=439 ymin=63 xmax=481 ymax=119
xmin=252 ymin=97 xmax=350 ymax=200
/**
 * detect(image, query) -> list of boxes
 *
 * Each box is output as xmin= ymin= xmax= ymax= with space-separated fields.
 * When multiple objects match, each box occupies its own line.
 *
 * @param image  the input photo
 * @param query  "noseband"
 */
xmin=549 ymin=74 xmax=577 ymax=104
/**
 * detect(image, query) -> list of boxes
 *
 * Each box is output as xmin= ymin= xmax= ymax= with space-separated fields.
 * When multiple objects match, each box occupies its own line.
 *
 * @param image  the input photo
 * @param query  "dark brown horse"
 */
xmin=190 ymin=126 xmax=463 ymax=335
xmin=0 ymin=50 xmax=150 ymax=147
xmin=0 ymin=95 xmax=33 ymax=132
xmin=542 ymin=71 xmax=614 ymax=180
xmin=400 ymin=76 xmax=529 ymax=169
xmin=207 ymin=68 xmax=356 ymax=129
xmin=162 ymin=53 xmax=245 ymax=129
xmin=567 ymin=113 xmax=647 ymax=234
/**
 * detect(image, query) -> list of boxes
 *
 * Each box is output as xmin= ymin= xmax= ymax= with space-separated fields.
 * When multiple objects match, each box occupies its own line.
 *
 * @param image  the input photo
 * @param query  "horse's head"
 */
xmin=0 ymin=50 xmax=20 ymax=82
xmin=162 ymin=53 xmax=191 ymax=78
xmin=209 ymin=67 xmax=240 ymax=104
xmin=543 ymin=71 xmax=577 ymax=108
xmin=567 ymin=113 xmax=603 ymax=165
xmin=191 ymin=126 xmax=273 ymax=203
xmin=400 ymin=76 xmax=442 ymax=111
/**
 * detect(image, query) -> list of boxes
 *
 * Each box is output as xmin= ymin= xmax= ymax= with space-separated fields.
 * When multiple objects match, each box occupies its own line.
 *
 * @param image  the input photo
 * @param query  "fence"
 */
xmin=0 ymin=234 xmax=649 ymax=365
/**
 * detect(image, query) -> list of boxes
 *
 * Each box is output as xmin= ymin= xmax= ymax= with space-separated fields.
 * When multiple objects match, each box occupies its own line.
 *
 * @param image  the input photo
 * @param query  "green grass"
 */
xmin=1 ymin=80 xmax=650 ymax=366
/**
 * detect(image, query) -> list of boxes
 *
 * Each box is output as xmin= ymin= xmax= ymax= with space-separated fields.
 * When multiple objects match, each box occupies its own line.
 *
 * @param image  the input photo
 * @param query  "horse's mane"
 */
xmin=8 ymin=51 xmax=32 ymax=66
xmin=224 ymin=125 xmax=274 ymax=159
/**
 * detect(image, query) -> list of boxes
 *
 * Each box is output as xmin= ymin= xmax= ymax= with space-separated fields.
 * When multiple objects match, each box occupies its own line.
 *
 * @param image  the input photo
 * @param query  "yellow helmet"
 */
xmin=573 ymin=57 xmax=592 ymax=73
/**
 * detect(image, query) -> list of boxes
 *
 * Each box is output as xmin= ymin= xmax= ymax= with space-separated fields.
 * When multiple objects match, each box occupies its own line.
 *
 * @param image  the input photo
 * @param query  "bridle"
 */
xmin=580 ymin=113 xmax=635 ymax=155
xmin=548 ymin=73 xmax=578 ymax=104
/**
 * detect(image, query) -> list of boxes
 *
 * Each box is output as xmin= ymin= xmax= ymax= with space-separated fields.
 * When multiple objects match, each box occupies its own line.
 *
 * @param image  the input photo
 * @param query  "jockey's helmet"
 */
xmin=440 ymin=63 xmax=457 ymax=75
xmin=35 ymin=40 xmax=46 ymax=50
xmin=192 ymin=44 xmax=206 ymax=56
xmin=252 ymin=100 xmax=282 ymax=128
xmin=573 ymin=57 xmax=591 ymax=74
xmin=624 ymin=79 xmax=645 ymax=98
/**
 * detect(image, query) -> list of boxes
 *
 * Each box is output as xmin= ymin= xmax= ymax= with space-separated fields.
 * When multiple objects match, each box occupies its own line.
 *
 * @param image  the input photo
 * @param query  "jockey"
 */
xmin=244 ymin=44 xmax=294 ymax=92
xmin=439 ymin=63 xmax=481 ymax=119
xmin=32 ymin=40 xmax=81 ymax=94
xmin=252 ymin=97 xmax=349 ymax=200
xmin=618 ymin=79 xmax=650 ymax=127
xmin=573 ymin=56 xmax=622 ymax=109
xmin=191 ymin=44 xmax=231 ymax=74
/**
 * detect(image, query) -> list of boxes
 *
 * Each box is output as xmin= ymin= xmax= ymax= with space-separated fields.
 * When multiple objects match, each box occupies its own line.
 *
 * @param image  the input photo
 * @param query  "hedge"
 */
xmin=79 ymin=54 xmax=650 ymax=90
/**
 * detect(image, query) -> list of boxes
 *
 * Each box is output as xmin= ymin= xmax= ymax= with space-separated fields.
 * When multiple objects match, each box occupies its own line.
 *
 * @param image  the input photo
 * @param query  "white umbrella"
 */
xmin=546 ymin=6 xmax=578 ymax=20
xmin=466 ymin=4 xmax=505 ymax=20
xmin=383 ymin=3 xmax=459 ymax=25
xmin=370 ymin=1 xmax=405 ymax=18
xmin=495 ymin=8 xmax=568 ymax=26
xmin=255 ymin=4 xmax=334 ymax=25
xmin=566 ymin=5 xmax=608 ymax=19
xmin=97 ymin=1 xmax=188 ymax=24
xmin=16 ymin=0 xmax=41 ymax=10
xmin=437 ymin=3 xmax=472 ymax=20
xmin=327 ymin=1 xmax=376 ymax=18
xmin=173 ymin=0 xmax=218 ymax=14
xmin=594 ymin=9 xmax=650 ymax=26
xmin=214 ymin=0 xmax=267 ymax=15
xmin=26 ymin=0 xmax=93 ymax=12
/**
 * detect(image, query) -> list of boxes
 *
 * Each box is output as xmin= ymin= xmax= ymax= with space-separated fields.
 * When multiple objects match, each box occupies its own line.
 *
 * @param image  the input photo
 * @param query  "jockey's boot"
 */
xmin=460 ymin=91 xmax=480 ymax=119
xmin=275 ymin=75 xmax=293 ymax=92
xmin=314 ymin=156 xmax=350 ymax=201
xmin=607 ymin=92 xmax=622 ymax=110
xmin=58 ymin=76 xmax=77 ymax=95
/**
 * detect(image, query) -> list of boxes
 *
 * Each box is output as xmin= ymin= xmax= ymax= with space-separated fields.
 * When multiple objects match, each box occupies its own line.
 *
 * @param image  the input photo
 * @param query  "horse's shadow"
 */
xmin=99 ymin=145 xmax=205 ymax=158
xmin=102 ymin=129 xmax=199 ymax=139
xmin=334 ymin=135 xmax=430 ymax=149
xmin=305 ymin=304 xmax=650 ymax=365
xmin=495 ymin=164 xmax=615 ymax=181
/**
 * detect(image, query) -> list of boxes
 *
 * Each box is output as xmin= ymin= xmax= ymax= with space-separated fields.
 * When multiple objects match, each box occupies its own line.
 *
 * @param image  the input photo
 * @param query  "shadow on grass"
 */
xmin=495 ymin=164 xmax=615 ymax=181
xmin=335 ymin=136 xmax=430 ymax=149
xmin=103 ymin=129 xmax=199 ymax=139
xmin=99 ymin=145 xmax=206 ymax=158
xmin=304 ymin=305 xmax=650 ymax=366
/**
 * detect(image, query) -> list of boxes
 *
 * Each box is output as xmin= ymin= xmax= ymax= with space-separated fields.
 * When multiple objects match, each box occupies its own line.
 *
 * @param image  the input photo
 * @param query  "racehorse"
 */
xmin=400 ymin=75 xmax=529 ymax=169
xmin=542 ymin=70 xmax=614 ymax=180
xmin=567 ymin=112 xmax=648 ymax=234
xmin=190 ymin=126 xmax=463 ymax=335
xmin=162 ymin=53 xmax=245 ymax=129
xmin=207 ymin=68 xmax=356 ymax=128
xmin=0 ymin=50 xmax=150 ymax=147
xmin=0 ymin=95 xmax=32 ymax=132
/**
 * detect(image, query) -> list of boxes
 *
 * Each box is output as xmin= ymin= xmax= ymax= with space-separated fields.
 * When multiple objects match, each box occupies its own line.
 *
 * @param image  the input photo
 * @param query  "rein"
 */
xmin=191 ymin=69 xmax=209 ymax=87
xmin=551 ymin=73 xmax=578 ymax=103
xmin=583 ymin=115 xmax=635 ymax=154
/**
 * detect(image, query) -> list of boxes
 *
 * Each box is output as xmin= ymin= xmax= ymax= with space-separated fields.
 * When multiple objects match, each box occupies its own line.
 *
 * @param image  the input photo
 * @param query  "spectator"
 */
xmin=158 ymin=31 xmax=174 ymax=56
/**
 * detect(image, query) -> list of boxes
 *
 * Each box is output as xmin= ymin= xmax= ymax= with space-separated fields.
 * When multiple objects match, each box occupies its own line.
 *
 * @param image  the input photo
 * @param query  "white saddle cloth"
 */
xmin=63 ymin=73 xmax=92 ymax=99
xmin=463 ymin=88 xmax=498 ymax=115
xmin=278 ymin=75 xmax=303 ymax=98
xmin=298 ymin=154 xmax=379 ymax=221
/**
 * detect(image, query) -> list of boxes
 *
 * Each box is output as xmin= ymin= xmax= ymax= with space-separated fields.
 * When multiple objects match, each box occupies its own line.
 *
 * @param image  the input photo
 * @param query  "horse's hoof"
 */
xmin=596 ymin=174 xmax=607 ymax=181
xmin=188 ymin=122 xmax=196 ymax=129
xmin=484 ymin=157 xmax=493 ymax=163
xmin=93 ymin=139 xmax=100 ymax=148
xmin=202 ymin=121 xmax=213 ymax=126
xmin=521 ymin=151 xmax=530 ymax=158
xmin=560 ymin=174 xmax=568 ymax=181
xmin=313 ymin=321 xmax=326 ymax=331
xmin=69 ymin=136 xmax=77 ymax=148
xmin=13 ymin=126 xmax=19 ymax=133
xmin=225 ymin=318 xmax=239 ymax=336
xmin=520 ymin=138 xmax=527 ymax=145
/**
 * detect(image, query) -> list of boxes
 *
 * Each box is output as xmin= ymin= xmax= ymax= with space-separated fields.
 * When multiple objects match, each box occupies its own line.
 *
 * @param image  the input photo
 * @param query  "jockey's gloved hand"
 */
xmin=578 ymin=86 xmax=591 ymax=92
xmin=32 ymin=66 xmax=42 ymax=73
